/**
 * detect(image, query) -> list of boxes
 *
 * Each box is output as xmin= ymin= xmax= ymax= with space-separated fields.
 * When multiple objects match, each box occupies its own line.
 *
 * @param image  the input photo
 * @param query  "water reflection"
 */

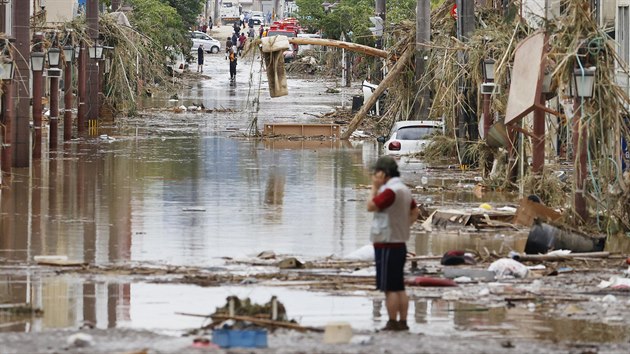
xmin=3 ymin=279 xmax=628 ymax=344
xmin=1 ymin=136 xmax=376 ymax=267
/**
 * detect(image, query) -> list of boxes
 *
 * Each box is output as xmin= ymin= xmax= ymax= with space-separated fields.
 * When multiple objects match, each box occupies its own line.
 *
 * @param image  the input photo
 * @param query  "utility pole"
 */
xmin=375 ymin=0 xmax=386 ymax=81
xmin=86 ymin=0 xmax=99 ymax=125
xmin=13 ymin=0 xmax=31 ymax=167
xmin=456 ymin=0 xmax=475 ymax=165
xmin=214 ymin=0 xmax=220 ymax=25
xmin=415 ymin=0 xmax=430 ymax=119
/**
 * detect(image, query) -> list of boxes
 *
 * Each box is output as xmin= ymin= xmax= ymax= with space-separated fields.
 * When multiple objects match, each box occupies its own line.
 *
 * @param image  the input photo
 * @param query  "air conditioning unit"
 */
xmin=480 ymin=82 xmax=500 ymax=95
xmin=46 ymin=68 xmax=62 ymax=78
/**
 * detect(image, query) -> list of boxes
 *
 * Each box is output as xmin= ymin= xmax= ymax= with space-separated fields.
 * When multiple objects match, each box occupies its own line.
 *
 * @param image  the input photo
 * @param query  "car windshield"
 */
xmin=395 ymin=126 xmax=439 ymax=140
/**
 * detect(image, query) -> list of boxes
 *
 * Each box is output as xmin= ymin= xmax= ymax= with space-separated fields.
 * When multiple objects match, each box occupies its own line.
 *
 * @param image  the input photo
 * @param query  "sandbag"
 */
xmin=261 ymin=35 xmax=290 ymax=53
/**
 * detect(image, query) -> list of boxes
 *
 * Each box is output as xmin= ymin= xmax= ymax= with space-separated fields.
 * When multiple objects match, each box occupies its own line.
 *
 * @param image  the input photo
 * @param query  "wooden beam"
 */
xmin=288 ymin=38 xmax=388 ymax=59
xmin=341 ymin=47 xmax=415 ymax=140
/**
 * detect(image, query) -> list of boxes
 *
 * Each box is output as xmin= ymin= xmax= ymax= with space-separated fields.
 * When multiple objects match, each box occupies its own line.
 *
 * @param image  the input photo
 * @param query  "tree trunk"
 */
xmin=341 ymin=47 xmax=414 ymax=140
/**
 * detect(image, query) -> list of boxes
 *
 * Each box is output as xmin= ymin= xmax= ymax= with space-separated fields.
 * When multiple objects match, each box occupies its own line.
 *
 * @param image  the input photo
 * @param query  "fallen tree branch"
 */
xmin=176 ymin=312 xmax=323 ymax=332
xmin=341 ymin=47 xmax=415 ymax=139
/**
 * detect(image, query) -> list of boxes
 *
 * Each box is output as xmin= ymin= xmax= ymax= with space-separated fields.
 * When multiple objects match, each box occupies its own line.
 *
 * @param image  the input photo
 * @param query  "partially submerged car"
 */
xmin=377 ymin=120 xmax=444 ymax=156
xmin=166 ymin=48 xmax=189 ymax=75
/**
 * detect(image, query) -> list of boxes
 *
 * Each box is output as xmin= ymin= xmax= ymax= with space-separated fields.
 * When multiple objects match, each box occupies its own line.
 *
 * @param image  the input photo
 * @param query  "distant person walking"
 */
xmin=197 ymin=45 xmax=204 ymax=73
xmin=208 ymin=17 xmax=213 ymax=31
xmin=238 ymin=32 xmax=247 ymax=56
xmin=259 ymin=25 xmax=264 ymax=38
xmin=225 ymin=36 xmax=233 ymax=55
xmin=228 ymin=47 xmax=237 ymax=82
xmin=367 ymin=156 xmax=418 ymax=331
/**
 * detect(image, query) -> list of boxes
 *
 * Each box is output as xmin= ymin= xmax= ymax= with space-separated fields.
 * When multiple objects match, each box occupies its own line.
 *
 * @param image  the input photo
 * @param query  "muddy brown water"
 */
xmin=1 ymin=54 xmax=629 ymax=344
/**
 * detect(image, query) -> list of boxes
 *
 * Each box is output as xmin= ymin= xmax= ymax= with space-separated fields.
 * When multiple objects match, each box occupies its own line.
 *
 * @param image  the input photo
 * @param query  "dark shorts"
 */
xmin=374 ymin=243 xmax=406 ymax=292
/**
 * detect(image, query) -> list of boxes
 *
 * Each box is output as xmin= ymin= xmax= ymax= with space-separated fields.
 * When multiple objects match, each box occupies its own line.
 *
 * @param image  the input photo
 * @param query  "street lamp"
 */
xmin=0 ymin=58 xmax=14 ymax=80
xmin=63 ymin=45 xmax=75 ymax=64
xmin=30 ymin=52 xmax=45 ymax=72
xmin=47 ymin=47 xmax=61 ymax=67
xmin=88 ymin=44 xmax=104 ymax=60
xmin=482 ymin=59 xmax=496 ymax=82
xmin=572 ymin=67 xmax=596 ymax=98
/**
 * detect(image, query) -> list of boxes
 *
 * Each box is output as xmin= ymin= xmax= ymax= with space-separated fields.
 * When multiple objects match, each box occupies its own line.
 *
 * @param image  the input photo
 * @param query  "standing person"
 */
xmin=208 ymin=17 xmax=213 ymax=31
xmin=231 ymin=32 xmax=238 ymax=47
xmin=197 ymin=45 xmax=204 ymax=73
xmin=259 ymin=25 xmax=264 ymax=38
xmin=367 ymin=156 xmax=419 ymax=331
xmin=228 ymin=47 xmax=237 ymax=82
xmin=248 ymin=26 xmax=255 ymax=38
xmin=239 ymin=13 xmax=245 ymax=27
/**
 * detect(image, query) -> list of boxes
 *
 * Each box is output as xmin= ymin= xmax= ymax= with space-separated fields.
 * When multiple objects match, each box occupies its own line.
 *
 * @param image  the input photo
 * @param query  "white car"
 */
xmin=165 ymin=48 xmax=188 ymax=75
xmin=189 ymin=31 xmax=221 ymax=53
xmin=378 ymin=120 xmax=444 ymax=156
xmin=250 ymin=11 xmax=265 ymax=25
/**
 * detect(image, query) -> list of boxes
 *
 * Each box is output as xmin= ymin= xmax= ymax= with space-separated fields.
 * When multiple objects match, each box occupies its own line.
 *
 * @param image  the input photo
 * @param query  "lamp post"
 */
xmin=31 ymin=34 xmax=45 ymax=159
xmin=48 ymin=47 xmax=62 ymax=150
xmin=0 ymin=56 xmax=14 ymax=175
xmin=78 ymin=42 xmax=86 ymax=134
xmin=571 ymin=66 xmax=596 ymax=221
xmin=481 ymin=58 xmax=495 ymax=139
xmin=63 ymin=45 xmax=75 ymax=141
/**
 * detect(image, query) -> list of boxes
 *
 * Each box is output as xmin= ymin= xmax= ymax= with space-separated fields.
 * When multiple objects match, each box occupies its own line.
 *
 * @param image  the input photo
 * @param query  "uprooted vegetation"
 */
xmin=374 ymin=0 xmax=630 ymax=231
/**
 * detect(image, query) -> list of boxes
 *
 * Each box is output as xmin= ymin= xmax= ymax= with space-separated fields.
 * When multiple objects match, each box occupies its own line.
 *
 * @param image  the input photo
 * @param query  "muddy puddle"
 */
xmin=2 ymin=277 xmax=628 ymax=345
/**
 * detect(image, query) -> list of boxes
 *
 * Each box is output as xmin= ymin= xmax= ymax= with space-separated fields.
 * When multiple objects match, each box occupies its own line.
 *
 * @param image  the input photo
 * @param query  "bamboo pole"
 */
xmin=514 ymin=251 xmax=610 ymax=262
xmin=341 ymin=47 xmax=414 ymax=140
xmin=288 ymin=38 xmax=388 ymax=59
xmin=176 ymin=312 xmax=324 ymax=332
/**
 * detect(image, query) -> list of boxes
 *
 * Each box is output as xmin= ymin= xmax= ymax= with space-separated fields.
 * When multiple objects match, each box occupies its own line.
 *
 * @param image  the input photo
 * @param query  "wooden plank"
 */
xmin=263 ymin=124 xmax=340 ymax=138
xmin=513 ymin=198 xmax=562 ymax=226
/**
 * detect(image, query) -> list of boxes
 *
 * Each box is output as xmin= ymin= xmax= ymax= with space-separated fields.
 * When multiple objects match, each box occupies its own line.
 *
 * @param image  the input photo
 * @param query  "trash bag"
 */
xmin=488 ymin=258 xmax=528 ymax=279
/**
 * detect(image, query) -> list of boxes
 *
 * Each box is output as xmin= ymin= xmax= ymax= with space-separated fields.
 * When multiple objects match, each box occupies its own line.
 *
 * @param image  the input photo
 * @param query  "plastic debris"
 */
xmin=66 ymin=333 xmax=94 ymax=347
xmin=344 ymin=244 xmax=374 ymax=261
xmin=257 ymin=250 xmax=276 ymax=260
xmin=478 ymin=203 xmax=492 ymax=210
xmin=597 ymin=277 xmax=630 ymax=289
xmin=602 ymin=294 xmax=618 ymax=303
xmin=488 ymin=258 xmax=529 ymax=279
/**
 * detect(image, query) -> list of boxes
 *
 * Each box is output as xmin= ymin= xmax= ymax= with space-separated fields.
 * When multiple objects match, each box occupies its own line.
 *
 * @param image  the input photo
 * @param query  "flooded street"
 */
xmin=2 ymin=53 xmax=630 ymax=353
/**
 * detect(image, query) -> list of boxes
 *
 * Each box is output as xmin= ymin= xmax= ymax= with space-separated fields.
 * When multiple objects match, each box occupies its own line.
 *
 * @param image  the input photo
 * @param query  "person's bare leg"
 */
xmin=385 ymin=292 xmax=400 ymax=320
xmin=398 ymin=291 xmax=409 ymax=321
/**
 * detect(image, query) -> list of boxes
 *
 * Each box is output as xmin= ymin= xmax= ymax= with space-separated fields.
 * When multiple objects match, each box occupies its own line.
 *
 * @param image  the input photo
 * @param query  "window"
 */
xmin=395 ymin=126 xmax=439 ymax=140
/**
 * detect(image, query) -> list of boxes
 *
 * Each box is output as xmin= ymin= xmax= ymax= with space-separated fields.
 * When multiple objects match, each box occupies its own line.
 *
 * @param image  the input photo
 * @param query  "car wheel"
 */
xmin=211 ymin=46 xmax=219 ymax=54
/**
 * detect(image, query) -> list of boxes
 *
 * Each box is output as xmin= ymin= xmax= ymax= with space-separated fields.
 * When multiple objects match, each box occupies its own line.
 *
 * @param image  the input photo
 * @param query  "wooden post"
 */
xmin=341 ymin=48 xmax=414 ymax=140
xmin=12 ymin=0 xmax=31 ymax=167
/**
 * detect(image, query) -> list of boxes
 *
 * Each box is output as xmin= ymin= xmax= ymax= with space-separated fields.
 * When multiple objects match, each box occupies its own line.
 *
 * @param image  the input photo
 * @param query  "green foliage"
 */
xmin=387 ymin=0 xmax=416 ymax=24
xmin=127 ymin=0 xmax=188 ymax=50
xmin=166 ymin=0 xmax=205 ymax=28
xmin=296 ymin=0 xmax=374 ymax=45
